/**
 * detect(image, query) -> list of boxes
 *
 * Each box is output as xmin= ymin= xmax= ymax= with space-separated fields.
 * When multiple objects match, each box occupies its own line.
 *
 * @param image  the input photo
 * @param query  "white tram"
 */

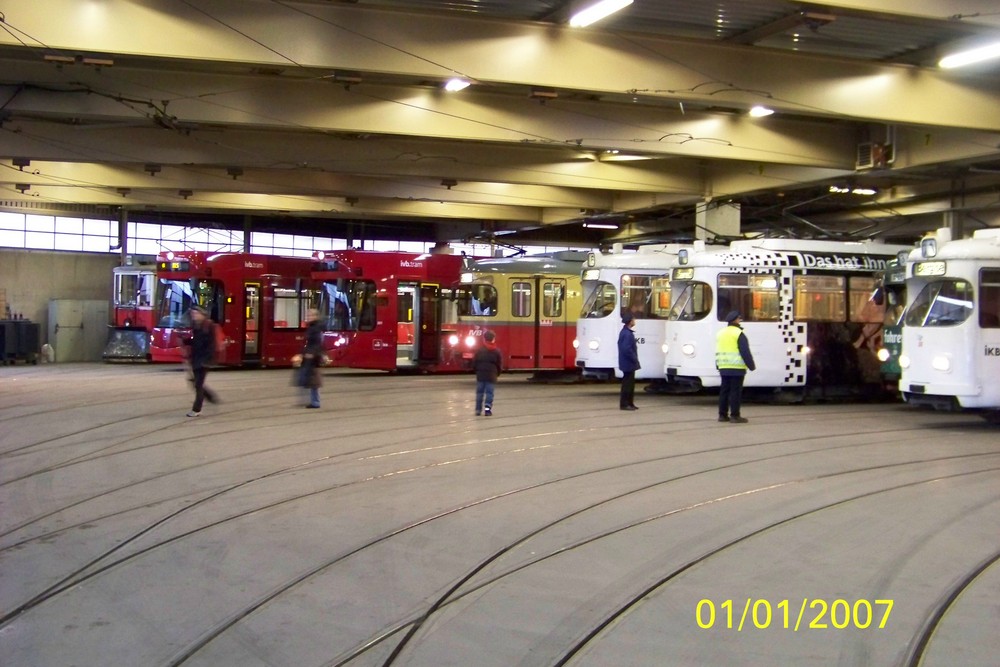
xmin=574 ymin=244 xmax=685 ymax=379
xmin=899 ymin=228 xmax=1000 ymax=420
xmin=661 ymin=238 xmax=910 ymax=395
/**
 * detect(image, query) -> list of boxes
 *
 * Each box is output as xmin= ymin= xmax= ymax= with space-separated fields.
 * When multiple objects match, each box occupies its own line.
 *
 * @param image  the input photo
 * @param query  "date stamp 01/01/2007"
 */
xmin=696 ymin=599 xmax=894 ymax=631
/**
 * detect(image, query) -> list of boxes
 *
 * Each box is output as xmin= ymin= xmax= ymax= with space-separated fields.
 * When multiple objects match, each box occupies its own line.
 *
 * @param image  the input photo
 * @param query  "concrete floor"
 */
xmin=1 ymin=364 xmax=998 ymax=667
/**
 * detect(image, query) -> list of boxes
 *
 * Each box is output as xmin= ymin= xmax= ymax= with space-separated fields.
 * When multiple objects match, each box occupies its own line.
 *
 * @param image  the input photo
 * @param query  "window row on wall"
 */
xmin=0 ymin=211 xmax=574 ymax=257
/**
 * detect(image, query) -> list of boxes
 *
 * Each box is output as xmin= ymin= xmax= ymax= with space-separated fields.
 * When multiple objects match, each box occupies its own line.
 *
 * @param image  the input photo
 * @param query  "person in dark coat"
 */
xmin=473 ymin=330 xmax=502 ymax=416
xmin=617 ymin=310 xmax=640 ymax=410
xmin=299 ymin=308 xmax=325 ymax=408
xmin=715 ymin=310 xmax=756 ymax=423
xmin=182 ymin=305 xmax=220 ymax=417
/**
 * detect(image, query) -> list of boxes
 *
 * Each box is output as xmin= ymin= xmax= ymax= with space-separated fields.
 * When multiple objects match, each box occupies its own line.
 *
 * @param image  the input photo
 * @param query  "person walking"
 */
xmin=617 ymin=310 xmax=640 ymax=411
xmin=716 ymin=310 xmax=756 ymax=423
xmin=299 ymin=308 xmax=325 ymax=408
xmin=183 ymin=305 xmax=220 ymax=417
xmin=473 ymin=330 xmax=502 ymax=416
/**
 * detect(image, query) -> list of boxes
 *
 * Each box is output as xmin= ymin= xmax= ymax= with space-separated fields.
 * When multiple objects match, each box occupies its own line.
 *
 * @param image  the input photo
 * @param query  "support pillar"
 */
xmin=695 ymin=201 xmax=741 ymax=241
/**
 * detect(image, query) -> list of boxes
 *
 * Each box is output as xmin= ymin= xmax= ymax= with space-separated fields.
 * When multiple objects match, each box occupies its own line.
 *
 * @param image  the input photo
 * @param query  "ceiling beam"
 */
xmin=1 ymin=0 xmax=999 ymax=131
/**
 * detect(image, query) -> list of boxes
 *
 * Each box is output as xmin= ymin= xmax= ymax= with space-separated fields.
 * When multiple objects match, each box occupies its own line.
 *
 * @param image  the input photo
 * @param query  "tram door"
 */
xmin=418 ymin=283 xmax=441 ymax=363
xmin=506 ymin=278 xmax=536 ymax=368
xmin=396 ymin=283 xmax=417 ymax=367
xmin=504 ymin=277 xmax=569 ymax=369
xmin=244 ymin=282 xmax=261 ymax=361
xmin=537 ymin=278 xmax=569 ymax=369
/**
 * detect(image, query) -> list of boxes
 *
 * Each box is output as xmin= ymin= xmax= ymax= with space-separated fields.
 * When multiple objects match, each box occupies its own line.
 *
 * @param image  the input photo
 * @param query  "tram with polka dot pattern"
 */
xmin=661 ymin=238 xmax=911 ymax=397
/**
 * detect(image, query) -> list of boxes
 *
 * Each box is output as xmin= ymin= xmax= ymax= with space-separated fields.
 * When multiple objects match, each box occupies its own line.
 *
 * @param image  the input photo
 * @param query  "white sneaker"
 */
xmin=186 ymin=411 xmax=201 ymax=417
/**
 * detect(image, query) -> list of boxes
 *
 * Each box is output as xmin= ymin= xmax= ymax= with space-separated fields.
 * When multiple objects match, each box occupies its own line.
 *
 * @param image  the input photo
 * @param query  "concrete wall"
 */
xmin=0 ymin=250 xmax=117 ymax=344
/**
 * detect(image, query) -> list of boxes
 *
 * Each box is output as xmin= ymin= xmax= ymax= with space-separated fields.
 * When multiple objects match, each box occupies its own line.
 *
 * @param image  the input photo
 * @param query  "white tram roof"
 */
xmin=469 ymin=250 xmax=588 ymax=275
xmin=586 ymin=244 xmax=690 ymax=271
xmin=680 ymin=238 xmax=910 ymax=269
xmin=907 ymin=228 xmax=1000 ymax=262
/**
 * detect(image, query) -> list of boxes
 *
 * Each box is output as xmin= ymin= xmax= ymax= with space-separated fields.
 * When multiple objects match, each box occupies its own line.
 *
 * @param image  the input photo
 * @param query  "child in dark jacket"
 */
xmin=473 ymin=330 xmax=502 ymax=416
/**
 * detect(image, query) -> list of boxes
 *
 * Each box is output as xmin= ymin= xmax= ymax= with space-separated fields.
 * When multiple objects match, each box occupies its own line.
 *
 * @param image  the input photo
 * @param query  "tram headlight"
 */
xmin=802 ymin=345 xmax=811 ymax=355
xmin=932 ymin=355 xmax=951 ymax=372
xmin=448 ymin=334 xmax=459 ymax=346
xmin=681 ymin=343 xmax=695 ymax=357
xmin=572 ymin=338 xmax=579 ymax=349
xmin=661 ymin=343 xmax=669 ymax=354
xmin=587 ymin=340 xmax=600 ymax=351
xmin=877 ymin=348 xmax=890 ymax=362
xmin=898 ymin=354 xmax=911 ymax=369
xmin=464 ymin=335 xmax=477 ymax=348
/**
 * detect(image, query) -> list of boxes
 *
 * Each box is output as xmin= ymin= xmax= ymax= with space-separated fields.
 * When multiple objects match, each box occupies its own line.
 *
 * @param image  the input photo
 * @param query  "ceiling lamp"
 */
xmin=569 ymin=0 xmax=633 ymax=28
xmin=444 ymin=78 xmax=471 ymax=92
xmin=939 ymin=41 xmax=1000 ymax=68
xmin=748 ymin=105 xmax=774 ymax=117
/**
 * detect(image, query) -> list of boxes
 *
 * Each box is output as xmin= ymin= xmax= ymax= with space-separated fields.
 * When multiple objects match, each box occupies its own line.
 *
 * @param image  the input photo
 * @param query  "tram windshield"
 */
xmin=456 ymin=283 xmax=498 ymax=317
xmin=668 ymin=281 xmax=713 ymax=321
xmin=622 ymin=274 xmax=671 ymax=319
xmin=904 ymin=280 xmax=974 ymax=327
xmin=115 ymin=271 xmax=154 ymax=308
xmin=318 ymin=279 xmax=377 ymax=331
xmin=156 ymin=278 xmax=223 ymax=327
xmin=581 ymin=281 xmax=617 ymax=318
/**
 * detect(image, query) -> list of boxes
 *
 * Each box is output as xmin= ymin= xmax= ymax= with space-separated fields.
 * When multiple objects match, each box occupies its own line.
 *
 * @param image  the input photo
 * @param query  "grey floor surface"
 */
xmin=1 ymin=364 xmax=998 ymax=667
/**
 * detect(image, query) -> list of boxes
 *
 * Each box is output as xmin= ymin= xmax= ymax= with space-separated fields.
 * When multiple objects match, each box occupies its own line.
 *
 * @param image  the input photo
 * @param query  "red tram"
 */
xmin=103 ymin=261 xmax=159 ymax=361
xmin=449 ymin=251 xmax=588 ymax=372
xmin=150 ymin=251 xmax=318 ymax=367
xmin=312 ymin=250 xmax=467 ymax=372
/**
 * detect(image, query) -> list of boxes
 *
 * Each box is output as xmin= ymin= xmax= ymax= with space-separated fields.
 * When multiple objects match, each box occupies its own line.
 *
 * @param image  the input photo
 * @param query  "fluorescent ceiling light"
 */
xmin=569 ymin=0 xmax=633 ymax=28
xmin=444 ymin=78 xmax=471 ymax=92
xmin=748 ymin=105 xmax=774 ymax=117
xmin=939 ymin=41 xmax=1000 ymax=69
xmin=583 ymin=222 xmax=618 ymax=229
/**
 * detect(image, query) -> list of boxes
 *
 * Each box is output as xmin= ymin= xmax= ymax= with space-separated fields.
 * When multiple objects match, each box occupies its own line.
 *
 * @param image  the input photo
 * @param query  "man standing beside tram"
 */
xmin=716 ymin=310 xmax=756 ymax=423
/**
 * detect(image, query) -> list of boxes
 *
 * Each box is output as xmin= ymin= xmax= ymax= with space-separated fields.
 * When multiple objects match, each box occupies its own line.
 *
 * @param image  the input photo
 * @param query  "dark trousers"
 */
xmin=718 ymin=374 xmax=745 ymax=417
xmin=191 ymin=367 xmax=218 ymax=412
xmin=620 ymin=370 xmax=636 ymax=408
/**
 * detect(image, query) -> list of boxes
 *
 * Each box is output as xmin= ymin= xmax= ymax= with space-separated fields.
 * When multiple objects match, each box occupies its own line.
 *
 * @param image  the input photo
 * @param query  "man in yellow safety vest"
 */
xmin=716 ymin=310 xmax=756 ymax=423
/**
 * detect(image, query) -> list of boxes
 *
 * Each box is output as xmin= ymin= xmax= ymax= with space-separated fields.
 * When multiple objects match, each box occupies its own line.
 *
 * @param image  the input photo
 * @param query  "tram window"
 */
xmin=543 ymin=282 xmax=564 ymax=318
xmin=621 ymin=275 xmax=667 ymax=319
xmin=717 ymin=274 xmax=779 ymax=322
xmin=397 ymin=289 xmax=414 ymax=324
xmin=458 ymin=284 xmax=498 ymax=317
xmin=651 ymin=278 xmax=672 ymax=318
xmin=581 ymin=282 xmax=616 ymax=318
xmin=273 ymin=287 xmax=302 ymax=329
xmin=794 ymin=275 xmax=846 ymax=322
xmin=319 ymin=279 xmax=376 ymax=331
xmin=512 ymin=282 xmax=532 ymax=318
xmin=905 ymin=280 xmax=974 ymax=327
xmin=979 ymin=269 xmax=1000 ymax=328
xmin=668 ymin=281 xmax=712 ymax=321
xmin=358 ymin=283 xmax=378 ymax=331
xmin=440 ymin=286 xmax=462 ymax=325
xmin=847 ymin=276 xmax=884 ymax=323
xmin=115 ymin=273 xmax=140 ymax=307
xmin=883 ymin=284 xmax=906 ymax=326
xmin=156 ymin=279 xmax=194 ymax=327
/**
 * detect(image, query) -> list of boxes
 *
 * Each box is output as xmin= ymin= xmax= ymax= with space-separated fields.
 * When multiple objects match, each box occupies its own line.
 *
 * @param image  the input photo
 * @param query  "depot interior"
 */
xmin=2 ymin=0 xmax=1000 ymax=348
